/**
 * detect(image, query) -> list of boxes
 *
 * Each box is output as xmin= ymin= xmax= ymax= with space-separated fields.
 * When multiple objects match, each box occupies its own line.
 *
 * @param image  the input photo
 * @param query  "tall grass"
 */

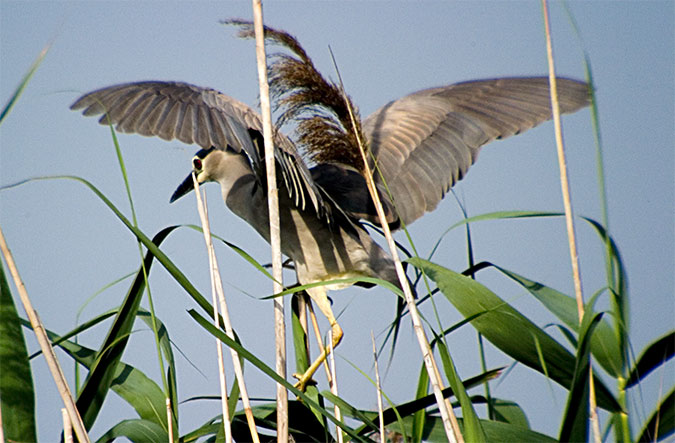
xmin=1 ymin=10 xmax=673 ymax=443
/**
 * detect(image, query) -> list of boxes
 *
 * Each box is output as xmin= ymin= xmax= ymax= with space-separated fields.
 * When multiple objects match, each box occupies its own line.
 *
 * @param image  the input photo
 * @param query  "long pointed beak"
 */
xmin=170 ymin=172 xmax=198 ymax=203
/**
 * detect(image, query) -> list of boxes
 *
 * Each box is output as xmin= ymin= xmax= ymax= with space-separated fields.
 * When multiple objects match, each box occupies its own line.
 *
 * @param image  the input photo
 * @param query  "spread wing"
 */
xmin=362 ymin=77 xmax=590 ymax=226
xmin=70 ymin=81 xmax=323 ymax=213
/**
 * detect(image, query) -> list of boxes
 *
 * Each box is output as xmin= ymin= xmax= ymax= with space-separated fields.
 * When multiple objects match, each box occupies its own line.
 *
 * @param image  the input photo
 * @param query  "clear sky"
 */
xmin=1 ymin=1 xmax=673 ymax=440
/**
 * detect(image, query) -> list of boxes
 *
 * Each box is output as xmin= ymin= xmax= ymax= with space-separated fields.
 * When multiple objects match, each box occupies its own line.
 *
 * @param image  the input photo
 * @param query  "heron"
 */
xmin=70 ymin=22 xmax=590 ymax=390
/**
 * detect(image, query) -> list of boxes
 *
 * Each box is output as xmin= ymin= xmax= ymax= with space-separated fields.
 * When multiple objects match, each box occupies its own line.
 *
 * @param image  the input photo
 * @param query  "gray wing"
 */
xmin=70 ymin=81 xmax=322 ymax=213
xmin=362 ymin=77 xmax=590 ymax=226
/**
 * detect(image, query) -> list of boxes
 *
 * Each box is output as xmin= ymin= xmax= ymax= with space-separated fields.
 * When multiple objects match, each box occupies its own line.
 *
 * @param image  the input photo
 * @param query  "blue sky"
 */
xmin=1 ymin=1 xmax=673 ymax=440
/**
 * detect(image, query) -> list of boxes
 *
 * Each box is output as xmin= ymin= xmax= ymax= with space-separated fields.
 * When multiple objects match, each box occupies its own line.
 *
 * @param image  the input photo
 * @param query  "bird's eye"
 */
xmin=193 ymin=158 xmax=203 ymax=170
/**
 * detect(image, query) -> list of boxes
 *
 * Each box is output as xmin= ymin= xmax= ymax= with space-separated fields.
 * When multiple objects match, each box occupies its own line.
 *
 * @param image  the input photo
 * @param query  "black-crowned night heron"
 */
xmin=71 ymin=23 xmax=590 ymax=390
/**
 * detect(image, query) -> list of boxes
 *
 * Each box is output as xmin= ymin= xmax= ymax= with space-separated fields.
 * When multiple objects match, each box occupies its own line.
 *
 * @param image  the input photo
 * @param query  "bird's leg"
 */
xmin=293 ymin=287 xmax=343 ymax=392
xmin=306 ymin=296 xmax=335 ymax=386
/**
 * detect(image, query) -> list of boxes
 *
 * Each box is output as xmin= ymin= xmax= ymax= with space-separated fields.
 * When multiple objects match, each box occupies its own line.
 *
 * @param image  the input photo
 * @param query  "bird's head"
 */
xmin=170 ymin=146 xmax=221 ymax=203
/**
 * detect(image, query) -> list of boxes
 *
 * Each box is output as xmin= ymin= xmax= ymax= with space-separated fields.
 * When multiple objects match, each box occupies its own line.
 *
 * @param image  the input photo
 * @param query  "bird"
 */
xmin=70 ymin=21 xmax=590 ymax=391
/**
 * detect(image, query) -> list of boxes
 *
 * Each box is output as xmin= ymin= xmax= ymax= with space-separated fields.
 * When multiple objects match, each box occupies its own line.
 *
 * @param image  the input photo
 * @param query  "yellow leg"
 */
xmin=293 ymin=287 xmax=343 ymax=391
xmin=307 ymin=299 xmax=334 ymax=385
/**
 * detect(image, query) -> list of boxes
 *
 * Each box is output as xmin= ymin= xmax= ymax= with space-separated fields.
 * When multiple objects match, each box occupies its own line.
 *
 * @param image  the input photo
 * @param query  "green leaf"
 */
xmin=111 ymin=364 xmax=171 ymax=429
xmin=625 ymin=331 xmax=675 ymax=388
xmin=184 ymin=224 xmax=276 ymax=283
xmin=187 ymin=309 xmax=367 ymax=442
xmin=437 ymin=340 xmax=486 ymax=442
xmin=291 ymin=294 xmax=310 ymax=374
xmin=95 ymin=418 xmax=168 ymax=443
xmin=228 ymin=401 xmax=328 ymax=442
xmin=266 ymin=276 xmax=401 ymax=300
xmin=136 ymin=309 xmax=178 ymax=420
xmin=387 ymin=416 xmax=557 ymax=442
xmin=2 ymin=176 xmax=216 ymax=320
xmin=489 ymin=398 xmax=530 ymax=429
xmin=637 ymin=387 xmax=674 ymax=442
xmin=473 ymin=419 xmax=556 ymax=442
xmin=0 ymin=40 xmax=51 ymax=124
xmin=37 ymin=321 xmax=171 ymax=433
xmin=446 ymin=211 xmax=629 ymax=371
xmin=446 ymin=210 xmax=564 ymax=232
xmin=179 ymin=415 xmax=221 ymax=442
xmin=495 ymin=264 xmax=622 ymax=377
xmin=559 ymin=311 xmax=603 ymax=442
xmin=227 ymin=367 xmax=241 ymax=425
xmin=76 ymin=227 xmax=175 ymax=431
xmin=409 ymin=258 xmax=620 ymax=412
xmin=412 ymin=364 xmax=429 ymax=443
xmin=4 ymin=175 xmax=216 ymax=435
xmin=27 ymin=310 xmax=116 ymax=361
xmin=0 ymin=258 xmax=36 ymax=442
xmin=353 ymin=368 xmax=502 ymax=437
xmin=19 ymin=234 xmax=179 ymax=435
xmin=581 ymin=216 xmax=629 ymax=370
xmin=323 ymin=390 xmax=380 ymax=436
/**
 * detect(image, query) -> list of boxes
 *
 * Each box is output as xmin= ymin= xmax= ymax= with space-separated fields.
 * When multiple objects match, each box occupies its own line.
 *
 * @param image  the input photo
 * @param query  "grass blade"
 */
xmin=51 ymin=312 xmax=174 ymax=432
xmin=95 ymin=418 xmax=168 ymax=443
xmin=179 ymin=415 xmax=221 ymax=442
xmin=636 ymin=387 xmax=674 ymax=442
xmin=388 ymin=416 xmax=557 ymax=442
xmin=494 ymin=264 xmax=621 ymax=377
xmin=183 ymin=225 xmax=275 ymax=282
xmin=323 ymin=391 xmax=380 ymax=436
xmin=559 ymin=311 xmax=604 ymax=442
xmin=187 ymin=308 xmax=367 ymax=442
xmin=290 ymin=295 xmax=310 ymax=376
xmin=353 ymin=367 xmax=502 ymax=436
xmin=33 ymin=320 xmax=172 ymax=432
xmin=488 ymin=398 xmax=530 ymax=429
xmin=412 ymin=364 xmax=429 ymax=443
xmin=227 ymin=400 xmax=329 ymax=442
xmin=0 ymin=258 xmax=37 ymax=442
xmin=0 ymin=41 xmax=51 ymax=125
xmin=28 ymin=310 xmax=116 ymax=360
xmin=75 ymin=226 xmax=175 ymax=430
xmin=437 ymin=340 xmax=486 ymax=442
xmin=267 ymin=276 xmax=401 ymax=300
xmin=409 ymin=258 xmax=620 ymax=412
xmin=136 ymin=309 xmax=179 ymax=425
xmin=2 ymin=176 xmax=217 ymax=323
xmin=625 ymin=332 xmax=675 ymax=388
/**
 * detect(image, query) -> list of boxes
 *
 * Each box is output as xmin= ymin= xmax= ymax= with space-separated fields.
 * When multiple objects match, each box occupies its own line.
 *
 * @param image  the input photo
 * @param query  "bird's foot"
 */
xmin=292 ymin=372 xmax=318 ymax=392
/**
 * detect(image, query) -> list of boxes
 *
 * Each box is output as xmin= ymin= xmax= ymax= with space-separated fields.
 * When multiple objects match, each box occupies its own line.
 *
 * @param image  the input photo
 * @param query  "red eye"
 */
xmin=193 ymin=158 xmax=202 ymax=170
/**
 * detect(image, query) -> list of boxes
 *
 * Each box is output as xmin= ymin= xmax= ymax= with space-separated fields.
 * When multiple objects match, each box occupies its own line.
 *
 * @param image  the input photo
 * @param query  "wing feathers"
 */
xmin=363 ymin=77 xmax=589 ymax=226
xmin=71 ymin=81 xmax=323 ymax=215
xmin=73 ymin=75 xmax=588 ymax=229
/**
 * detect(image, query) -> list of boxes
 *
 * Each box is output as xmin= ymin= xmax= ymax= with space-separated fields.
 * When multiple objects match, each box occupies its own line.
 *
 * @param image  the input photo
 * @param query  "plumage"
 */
xmin=71 ymin=23 xmax=590 ymax=390
xmin=363 ymin=77 xmax=590 ymax=224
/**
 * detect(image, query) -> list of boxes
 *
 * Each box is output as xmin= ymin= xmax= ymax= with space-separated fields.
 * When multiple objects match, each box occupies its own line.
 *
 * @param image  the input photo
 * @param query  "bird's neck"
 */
xmin=215 ymin=152 xmax=268 ymax=230
xmin=212 ymin=151 xmax=254 ymax=197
